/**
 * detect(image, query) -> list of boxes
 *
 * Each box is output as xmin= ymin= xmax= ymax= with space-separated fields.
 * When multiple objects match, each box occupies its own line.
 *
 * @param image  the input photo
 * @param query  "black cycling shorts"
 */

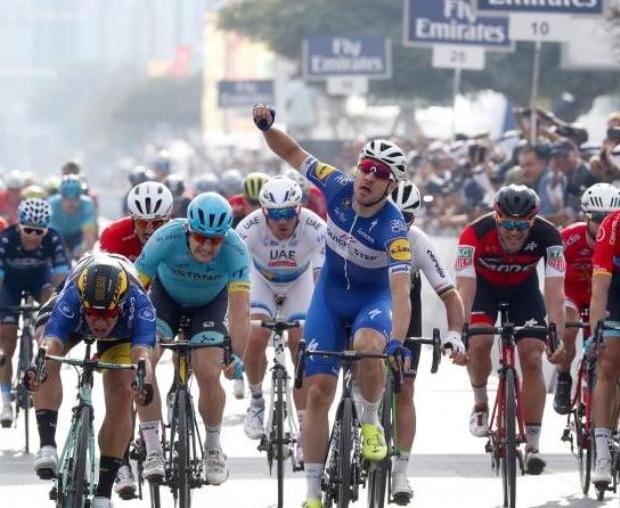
xmin=405 ymin=273 xmax=422 ymax=375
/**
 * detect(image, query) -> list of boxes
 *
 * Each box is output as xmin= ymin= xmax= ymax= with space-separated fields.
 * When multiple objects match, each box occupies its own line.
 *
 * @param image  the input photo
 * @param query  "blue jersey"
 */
xmin=44 ymin=281 xmax=156 ymax=349
xmin=134 ymin=219 xmax=250 ymax=307
xmin=48 ymin=194 xmax=96 ymax=236
xmin=303 ymin=156 xmax=411 ymax=291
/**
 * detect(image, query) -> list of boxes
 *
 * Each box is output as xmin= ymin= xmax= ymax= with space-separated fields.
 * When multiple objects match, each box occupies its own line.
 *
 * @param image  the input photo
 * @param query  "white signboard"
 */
xmin=561 ymin=18 xmax=620 ymax=70
xmin=509 ymin=13 xmax=572 ymax=42
xmin=326 ymin=76 xmax=369 ymax=96
xmin=432 ymin=45 xmax=486 ymax=69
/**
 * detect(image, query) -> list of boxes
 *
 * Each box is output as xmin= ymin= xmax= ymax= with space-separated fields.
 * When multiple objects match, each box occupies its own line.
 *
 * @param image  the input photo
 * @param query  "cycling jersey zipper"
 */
xmin=344 ymin=214 xmax=359 ymax=291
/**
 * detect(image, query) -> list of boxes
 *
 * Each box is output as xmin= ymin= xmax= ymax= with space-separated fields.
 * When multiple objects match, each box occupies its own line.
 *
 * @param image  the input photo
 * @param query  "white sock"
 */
xmin=525 ymin=424 xmax=541 ymax=451
xmin=0 ymin=386 xmax=11 ymax=407
xmin=595 ymin=428 xmax=612 ymax=460
xmin=297 ymin=410 xmax=305 ymax=434
xmin=472 ymin=384 xmax=488 ymax=406
xmin=392 ymin=451 xmax=410 ymax=476
xmin=205 ymin=424 xmax=222 ymax=450
xmin=359 ymin=395 xmax=380 ymax=425
xmin=249 ymin=382 xmax=263 ymax=403
xmin=305 ymin=463 xmax=323 ymax=499
xmin=139 ymin=420 xmax=163 ymax=453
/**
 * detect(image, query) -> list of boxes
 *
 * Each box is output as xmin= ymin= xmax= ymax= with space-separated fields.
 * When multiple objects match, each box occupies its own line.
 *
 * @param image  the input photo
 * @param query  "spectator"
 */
xmin=518 ymin=144 xmax=563 ymax=222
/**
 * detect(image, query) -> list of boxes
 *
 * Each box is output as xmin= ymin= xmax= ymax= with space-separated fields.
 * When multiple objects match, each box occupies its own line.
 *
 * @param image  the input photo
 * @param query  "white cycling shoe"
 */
xmin=524 ymin=448 xmax=546 ymax=475
xmin=391 ymin=474 xmax=414 ymax=505
xmin=0 ymin=405 xmax=13 ymax=427
xmin=34 ymin=446 xmax=58 ymax=479
xmin=592 ymin=456 xmax=613 ymax=485
xmin=114 ymin=464 xmax=137 ymax=498
xmin=205 ymin=448 xmax=229 ymax=485
xmin=243 ymin=403 xmax=265 ymax=440
xmin=91 ymin=496 xmax=113 ymax=508
xmin=469 ymin=404 xmax=489 ymax=438
xmin=143 ymin=450 xmax=165 ymax=480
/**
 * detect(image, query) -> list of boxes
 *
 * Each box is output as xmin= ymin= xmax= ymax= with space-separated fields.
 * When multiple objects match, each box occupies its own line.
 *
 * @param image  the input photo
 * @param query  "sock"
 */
xmin=472 ymin=384 xmax=488 ymax=406
xmin=205 ymin=424 xmax=222 ymax=450
xmin=297 ymin=409 xmax=305 ymax=434
xmin=392 ymin=451 xmax=410 ymax=477
xmin=95 ymin=455 xmax=123 ymax=498
xmin=0 ymin=384 xmax=11 ymax=407
xmin=36 ymin=409 xmax=58 ymax=448
xmin=249 ymin=382 xmax=264 ymax=403
xmin=359 ymin=395 xmax=380 ymax=425
xmin=525 ymin=424 xmax=541 ymax=451
xmin=595 ymin=428 xmax=612 ymax=460
xmin=305 ymin=463 xmax=324 ymax=499
xmin=122 ymin=445 xmax=130 ymax=466
xmin=558 ymin=370 xmax=572 ymax=381
xmin=139 ymin=420 xmax=163 ymax=453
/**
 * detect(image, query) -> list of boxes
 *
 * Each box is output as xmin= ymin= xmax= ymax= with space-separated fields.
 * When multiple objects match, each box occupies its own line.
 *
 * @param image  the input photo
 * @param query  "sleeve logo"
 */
xmin=387 ymin=238 xmax=411 ymax=262
xmin=314 ymin=163 xmax=336 ymax=182
xmin=546 ymin=246 xmax=566 ymax=273
xmin=455 ymin=245 xmax=474 ymax=271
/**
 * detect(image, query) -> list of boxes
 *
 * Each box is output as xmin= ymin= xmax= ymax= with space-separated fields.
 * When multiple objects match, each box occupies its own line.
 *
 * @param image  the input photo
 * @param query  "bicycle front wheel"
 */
xmin=18 ymin=326 xmax=34 ymax=453
xmin=275 ymin=368 xmax=285 ymax=508
xmin=576 ymin=386 xmax=591 ymax=494
xmin=177 ymin=390 xmax=191 ymax=508
xmin=149 ymin=482 xmax=162 ymax=508
xmin=501 ymin=369 xmax=517 ymax=508
xmin=338 ymin=398 xmax=353 ymax=508
xmin=70 ymin=405 xmax=92 ymax=508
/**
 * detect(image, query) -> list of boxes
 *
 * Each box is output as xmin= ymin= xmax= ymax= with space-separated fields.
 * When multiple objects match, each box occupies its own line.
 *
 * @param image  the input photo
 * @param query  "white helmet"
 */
xmin=259 ymin=176 xmax=303 ymax=209
xmin=283 ymin=168 xmax=310 ymax=192
xmin=5 ymin=169 xmax=24 ymax=189
xmin=389 ymin=180 xmax=421 ymax=214
xmin=581 ymin=183 xmax=620 ymax=213
xmin=358 ymin=139 xmax=408 ymax=181
xmin=127 ymin=182 xmax=173 ymax=219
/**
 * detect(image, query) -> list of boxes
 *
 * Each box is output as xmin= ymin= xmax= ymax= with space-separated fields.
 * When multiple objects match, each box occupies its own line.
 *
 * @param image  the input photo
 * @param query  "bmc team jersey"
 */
xmin=0 ymin=225 xmax=69 ymax=288
xmin=48 ymin=194 xmax=96 ymax=236
xmin=303 ymin=156 xmax=411 ymax=291
xmin=455 ymin=213 xmax=565 ymax=287
xmin=134 ymin=219 xmax=250 ymax=307
xmin=236 ymin=208 xmax=326 ymax=284
xmin=43 ymin=280 xmax=155 ymax=349
xmin=561 ymin=222 xmax=593 ymax=312
xmin=100 ymin=216 xmax=143 ymax=261
xmin=408 ymin=225 xmax=454 ymax=297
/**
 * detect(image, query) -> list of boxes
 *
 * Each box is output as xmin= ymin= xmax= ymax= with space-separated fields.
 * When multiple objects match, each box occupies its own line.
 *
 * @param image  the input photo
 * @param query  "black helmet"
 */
xmin=494 ymin=184 xmax=540 ymax=219
xmin=75 ymin=255 xmax=129 ymax=314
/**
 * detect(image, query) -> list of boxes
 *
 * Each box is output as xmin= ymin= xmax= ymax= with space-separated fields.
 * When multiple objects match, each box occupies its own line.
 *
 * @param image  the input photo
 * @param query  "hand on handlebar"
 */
xmin=384 ymin=339 xmax=412 ymax=374
xmin=441 ymin=331 xmax=468 ymax=366
xmin=23 ymin=348 xmax=48 ymax=392
xmin=546 ymin=340 xmax=575 ymax=365
xmin=223 ymin=353 xmax=244 ymax=380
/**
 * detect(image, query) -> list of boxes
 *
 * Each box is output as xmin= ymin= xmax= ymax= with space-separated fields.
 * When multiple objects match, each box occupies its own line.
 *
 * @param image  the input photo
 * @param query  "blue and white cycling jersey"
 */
xmin=302 ymin=156 xmax=411 ymax=291
xmin=48 ymin=194 xmax=96 ymax=236
xmin=134 ymin=219 xmax=250 ymax=307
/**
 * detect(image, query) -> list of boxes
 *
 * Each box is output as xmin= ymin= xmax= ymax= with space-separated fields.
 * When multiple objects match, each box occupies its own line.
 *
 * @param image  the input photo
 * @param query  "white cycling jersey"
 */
xmin=409 ymin=225 xmax=454 ymax=296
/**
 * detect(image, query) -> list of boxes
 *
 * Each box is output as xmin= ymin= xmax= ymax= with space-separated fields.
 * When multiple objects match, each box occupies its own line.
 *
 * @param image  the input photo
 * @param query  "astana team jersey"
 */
xmin=48 ymin=194 xmax=96 ymax=236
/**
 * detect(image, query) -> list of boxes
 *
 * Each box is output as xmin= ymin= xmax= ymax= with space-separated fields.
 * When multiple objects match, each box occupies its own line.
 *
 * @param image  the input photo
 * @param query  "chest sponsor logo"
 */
xmin=138 ymin=307 xmax=156 ymax=322
xmin=426 ymin=249 xmax=445 ymax=278
xmin=59 ymin=302 xmax=75 ymax=319
xmin=306 ymin=218 xmax=322 ymax=230
xmin=579 ymin=248 xmax=592 ymax=257
xmin=596 ymin=226 xmax=606 ymax=242
xmin=524 ymin=241 xmax=537 ymax=252
xmin=269 ymin=249 xmax=297 ymax=267
xmin=547 ymin=246 xmax=566 ymax=273
xmin=341 ymin=198 xmax=352 ymax=209
xmin=356 ymin=228 xmax=374 ymax=243
xmin=564 ymin=234 xmax=581 ymax=248
xmin=172 ymin=268 xmax=221 ymax=281
xmin=479 ymin=258 xmax=538 ymax=273
xmin=391 ymin=220 xmax=408 ymax=233
xmin=387 ymin=238 xmax=411 ymax=262
xmin=368 ymin=219 xmax=378 ymax=231
xmin=243 ymin=217 xmax=260 ymax=229
xmin=314 ymin=162 xmax=336 ymax=182
xmin=571 ymin=262 xmax=592 ymax=273
xmin=455 ymin=245 xmax=474 ymax=271
xmin=202 ymin=321 xmax=215 ymax=328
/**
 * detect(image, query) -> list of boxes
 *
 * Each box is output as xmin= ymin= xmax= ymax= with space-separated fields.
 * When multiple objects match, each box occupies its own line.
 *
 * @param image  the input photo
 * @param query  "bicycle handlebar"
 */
xmin=159 ymin=335 xmax=233 ymax=366
xmin=566 ymin=321 xmax=589 ymax=330
xmin=0 ymin=304 xmax=41 ymax=313
xmin=45 ymin=354 xmax=137 ymax=371
xmin=405 ymin=328 xmax=442 ymax=374
xmin=462 ymin=322 xmax=558 ymax=353
xmin=250 ymin=319 xmax=302 ymax=332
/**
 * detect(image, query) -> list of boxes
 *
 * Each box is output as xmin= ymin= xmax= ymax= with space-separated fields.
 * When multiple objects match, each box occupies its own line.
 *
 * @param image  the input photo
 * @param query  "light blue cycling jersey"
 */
xmin=302 ymin=156 xmax=411 ymax=291
xmin=48 ymin=194 xmax=96 ymax=236
xmin=134 ymin=218 xmax=250 ymax=307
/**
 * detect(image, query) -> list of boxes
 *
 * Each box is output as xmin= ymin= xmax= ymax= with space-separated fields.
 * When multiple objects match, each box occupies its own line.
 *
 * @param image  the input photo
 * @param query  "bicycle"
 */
xmin=159 ymin=315 xmax=233 ymax=508
xmin=30 ymin=337 xmax=145 ymax=508
xmin=365 ymin=330 xmax=441 ymax=508
xmin=462 ymin=303 xmax=557 ymax=508
xmin=1 ymin=292 xmax=40 ymax=454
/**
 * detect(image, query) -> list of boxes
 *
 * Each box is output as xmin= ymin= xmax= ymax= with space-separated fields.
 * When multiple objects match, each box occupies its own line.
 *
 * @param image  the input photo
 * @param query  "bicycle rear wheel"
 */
xmin=275 ymin=368 xmax=285 ymax=508
xmin=367 ymin=378 xmax=393 ymax=508
xmin=70 ymin=405 xmax=92 ymax=508
xmin=177 ymin=390 xmax=191 ymax=508
xmin=18 ymin=325 xmax=34 ymax=453
xmin=501 ymin=369 xmax=517 ymax=508
xmin=338 ymin=398 xmax=353 ymax=508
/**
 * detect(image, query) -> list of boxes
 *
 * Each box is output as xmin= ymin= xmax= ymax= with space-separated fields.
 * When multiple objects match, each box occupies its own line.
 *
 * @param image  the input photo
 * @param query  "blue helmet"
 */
xmin=187 ymin=192 xmax=232 ymax=236
xmin=59 ymin=175 xmax=83 ymax=199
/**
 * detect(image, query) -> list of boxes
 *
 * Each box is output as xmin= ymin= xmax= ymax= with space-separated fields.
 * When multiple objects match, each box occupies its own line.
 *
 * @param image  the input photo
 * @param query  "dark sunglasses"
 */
xmin=188 ymin=231 xmax=225 ymax=246
xmin=134 ymin=218 xmax=167 ymax=230
xmin=22 ymin=227 xmax=47 ymax=236
xmin=586 ymin=212 xmax=609 ymax=224
xmin=497 ymin=217 xmax=532 ymax=231
xmin=84 ymin=306 xmax=120 ymax=319
xmin=358 ymin=158 xmax=393 ymax=181
xmin=266 ymin=207 xmax=298 ymax=220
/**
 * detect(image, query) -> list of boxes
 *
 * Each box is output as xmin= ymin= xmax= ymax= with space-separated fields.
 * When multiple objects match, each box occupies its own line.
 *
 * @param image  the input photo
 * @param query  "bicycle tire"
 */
xmin=368 ymin=378 xmax=393 ymax=508
xmin=338 ymin=398 xmax=353 ymax=508
xmin=275 ymin=368 xmax=285 ymax=508
xmin=178 ymin=390 xmax=191 ymax=508
xmin=149 ymin=482 xmax=162 ymax=508
xmin=501 ymin=369 xmax=517 ymax=508
xmin=576 ymin=385 xmax=591 ymax=494
xmin=18 ymin=324 xmax=34 ymax=453
xmin=70 ymin=405 xmax=92 ymax=508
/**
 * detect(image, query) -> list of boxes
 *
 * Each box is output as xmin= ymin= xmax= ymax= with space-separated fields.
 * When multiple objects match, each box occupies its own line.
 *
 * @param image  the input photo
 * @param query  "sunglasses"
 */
xmin=134 ymin=218 xmax=167 ymax=230
xmin=358 ymin=158 xmax=393 ymax=181
xmin=83 ymin=306 xmax=120 ymax=319
xmin=188 ymin=230 xmax=225 ymax=246
xmin=22 ymin=226 xmax=47 ymax=236
xmin=497 ymin=217 xmax=532 ymax=231
xmin=265 ymin=207 xmax=298 ymax=220
xmin=586 ymin=212 xmax=609 ymax=224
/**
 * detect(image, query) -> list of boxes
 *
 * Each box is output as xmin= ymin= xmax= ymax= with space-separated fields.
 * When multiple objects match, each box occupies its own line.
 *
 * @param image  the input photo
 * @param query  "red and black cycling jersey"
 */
xmin=456 ymin=212 xmax=565 ymax=287
xmin=592 ymin=210 xmax=620 ymax=277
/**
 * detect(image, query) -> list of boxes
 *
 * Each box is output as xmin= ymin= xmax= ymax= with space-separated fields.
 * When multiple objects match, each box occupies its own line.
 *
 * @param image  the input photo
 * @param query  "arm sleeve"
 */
xmin=455 ymin=225 xmax=478 ymax=278
xmin=134 ymin=234 xmax=164 ymax=283
xmin=411 ymin=228 xmax=454 ymax=295
xmin=593 ymin=213 xmax=619 ymax=277
xmin=543 ymin=227 xmax=566 ymax=278
xmin=81 ymin=198 xmax=97 ymax=227
xmin=311 ymin=222 xmax=326 ymax=271
xmin=301 ymin=156 xmax=344 ymax=197
xmin=130 ymin=290 xmax=157 ymax=348
xmin=42 ymin=285 xmax=81 ymax=343
xmin=235 ymin=215 xmax=256 ymax=245
xmin=227 ymin=239 xmax=251 ymax=293
xmin=49 ymin=232 xmax=70 ymax=275
xmin=384 ymin=224 xmax=412 ymax=276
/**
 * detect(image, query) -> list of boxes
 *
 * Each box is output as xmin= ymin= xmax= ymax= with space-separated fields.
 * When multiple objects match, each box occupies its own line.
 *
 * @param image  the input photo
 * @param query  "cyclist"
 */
xmin=229 ymin=171 xmax=269 ymax=228
xmin=253 ymin=105 xmax=413 ymax=508
xmin=455 ymin=184 xmax=567 ymax=475
xmin=237 ymin=175 xmax=325 ymax=443
xmin=589 ymin=198 xmax=620 ymax=485
xmin=192 ymin=173 xmax=221 ymax=197
xmin=165 ymin=173 xmax=191 ymax=219
xmin=220 ymin=168 xmax=244 ymax=198
xmin=151 ymin=150 xmax=172 ymax=183
xmin=48 ymin=175 xmax=97 ymax=260
xmin=553 ymin=183 xmax=620 ymax=415
xmin=121 ymin=165 xmax=155 ymax=215
xmin=0 ymin=170 xmax=24 ymax=225
xmin=134 ymin=192 xmax=250 ymax=485
xmin=27 ymin=254 xmax=161 ymax=508
xmin=389 ymin=180 xmax=467 ymax=503
xmin=22 ymin=184 xmax=48 ymax=200
xmin=283 ymin=168 xmax=328 ymax=220
xmin=99 ymin=181 xmax=173 ymax=497
xmin=0 ymin=199 xmax=69 ymax=426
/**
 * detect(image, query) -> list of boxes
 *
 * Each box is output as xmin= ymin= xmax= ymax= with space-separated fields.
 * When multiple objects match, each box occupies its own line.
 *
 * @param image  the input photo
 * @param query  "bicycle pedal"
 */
xmin=37 ymin=468 xmax=56 ymax=481
xmin=484 ymin=441 xmax=493 ymax=453
xmin=561 ymin=428 xmax=572 ymax=442
xmin=118 ymin=490 xmax=138 ymax=501
xmin=48 ymin=487 xmax=58 ymax=500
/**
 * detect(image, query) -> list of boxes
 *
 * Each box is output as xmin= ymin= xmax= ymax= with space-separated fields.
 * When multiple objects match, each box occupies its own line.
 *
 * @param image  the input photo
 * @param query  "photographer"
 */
xmin=590 ymin=112 xmax=620 ymax=182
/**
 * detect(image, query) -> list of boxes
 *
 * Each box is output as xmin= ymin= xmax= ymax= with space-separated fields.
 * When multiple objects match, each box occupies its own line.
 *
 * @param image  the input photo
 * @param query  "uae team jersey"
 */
xmin=593 ymin=210 xmax=620 ymax=277
xmin=99 ymin=217 xmax=143 ymax=261
xmin=236 ymin=207 xmax=326 ymax=284
xmin=134 ymin=219 xmax=250 ymax=307
xmin=302 ymin=156 xmax=411 ymax=291
xmin=561 ymin=222 xmax=593 ymax=306
xmin=408 ymin=225 xmax=454 ymax=296
xmin=456 ymin=213 xmax=565 ymax=286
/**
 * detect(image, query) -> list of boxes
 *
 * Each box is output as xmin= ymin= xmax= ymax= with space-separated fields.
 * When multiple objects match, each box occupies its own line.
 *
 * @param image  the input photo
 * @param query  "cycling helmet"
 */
xmin=22 ymin=184 xmax=47 ymax=200
xmin=187 ymin=192 xmax=233 ymax=236
xmin=581 ymin=183 xmax=620 ymax=213
xmin=243 ymin=172 xmax=269 ymax=203
xmin=21 ymin=170 xmax=35 ymax=187
xmin=193 ymin=173 xmax=220 ymax=194
xmin=74 ymin=254 xmax=129 ymax=314
xmin=152 ymin=150 xmax=172 ymax=174
xmin=44 ymin=176 xmax=60 ymax=196
xmin=494 ymin=184 xmax=540 ymax=219
xmin=389 ymin=180 xmax=421 ymax=214
xmin=165 ymin=173 xmax=185 ymax=197
xmin=283 ymin=168 xmax=310 ymax=192
xmin=358 ymin=139 xmax=408 ymax=181
xmin=220 ymin=169 xmax=243 ymax=197
xmin=128 ymin=165 xmax=155 ymax=186
xmin=127 ymin=182 xmax=173 ymax=220
xmin=59 ymin=175 xmax=83 ymax=199
xmin=259 ymin=176 xmax=303 ymax=209
xmin=18 ymin=198 xmax=52 ymax=228
xmin=61 ymin=161 xmax=81 ymax=175
xmin=5 ymin=170 xmax=23 ymax=190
